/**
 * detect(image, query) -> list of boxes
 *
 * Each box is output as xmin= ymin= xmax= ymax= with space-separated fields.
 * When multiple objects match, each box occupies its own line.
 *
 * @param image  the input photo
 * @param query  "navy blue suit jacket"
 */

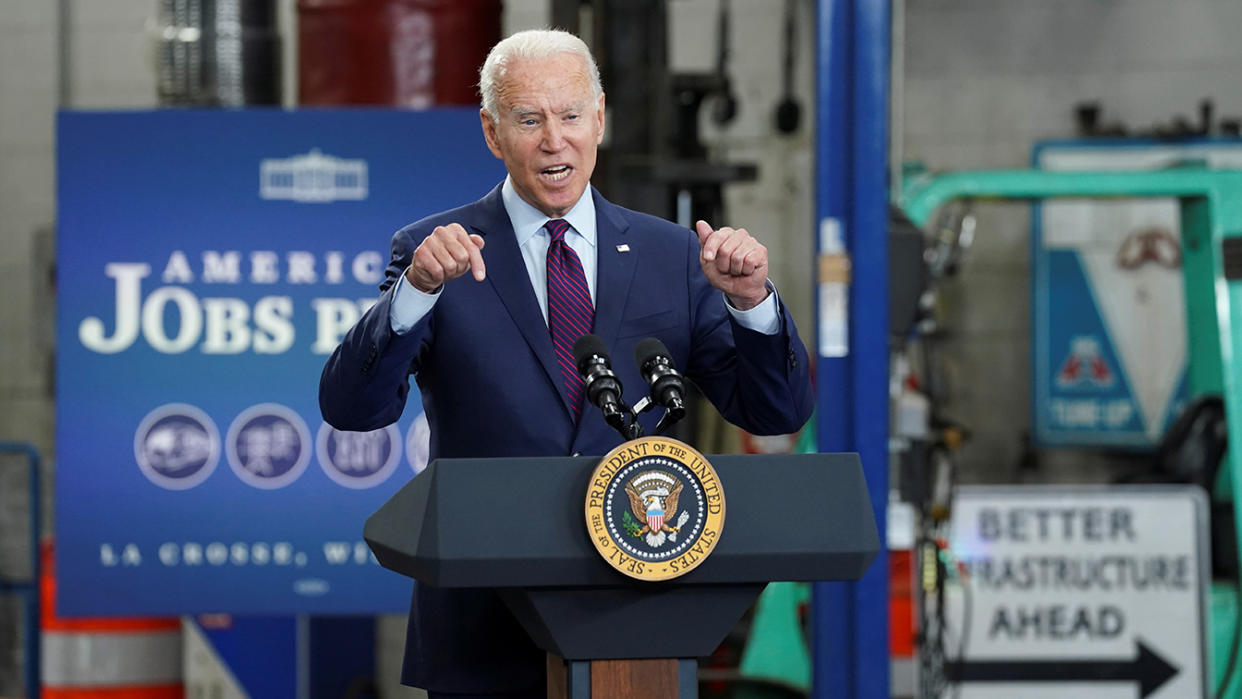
xmin=319 ymin=184 xmax=813 ymax=692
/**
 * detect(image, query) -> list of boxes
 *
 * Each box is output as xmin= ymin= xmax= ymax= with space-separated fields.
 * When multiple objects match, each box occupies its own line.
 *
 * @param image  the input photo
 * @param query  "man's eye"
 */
xmin=522 ymin=119 xmax=537 ymax=126
xmin=566 ymin=114 xmax=579 ymax=121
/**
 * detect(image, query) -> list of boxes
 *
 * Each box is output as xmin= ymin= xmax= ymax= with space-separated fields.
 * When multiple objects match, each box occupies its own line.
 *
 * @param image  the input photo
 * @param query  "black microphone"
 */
xmin=572 ymin=335 xmax=630 ymax=437
xmin=634 ymin=338 xmax=687 ymax=426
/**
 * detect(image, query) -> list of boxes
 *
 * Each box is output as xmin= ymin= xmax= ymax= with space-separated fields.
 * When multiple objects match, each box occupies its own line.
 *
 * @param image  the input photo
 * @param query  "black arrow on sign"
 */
xmin=944 ymin=638 xmax=1179 ymax=698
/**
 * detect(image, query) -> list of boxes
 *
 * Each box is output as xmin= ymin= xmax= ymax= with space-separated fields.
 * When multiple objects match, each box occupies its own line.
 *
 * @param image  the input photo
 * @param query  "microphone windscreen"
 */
xmin=573 ymin=334 xmax=611 ymax=374
xmin=634 ymin=337 xmax=675 ymax=370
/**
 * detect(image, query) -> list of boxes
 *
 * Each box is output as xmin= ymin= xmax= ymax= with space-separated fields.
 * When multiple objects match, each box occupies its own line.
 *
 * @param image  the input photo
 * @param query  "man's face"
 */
xmin=481 ymin=53 xmax=606 ymax=219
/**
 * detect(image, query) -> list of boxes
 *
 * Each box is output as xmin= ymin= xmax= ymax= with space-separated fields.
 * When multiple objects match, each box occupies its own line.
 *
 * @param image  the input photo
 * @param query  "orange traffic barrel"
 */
xmin=40 ymin=540 xmax=183 ymax=698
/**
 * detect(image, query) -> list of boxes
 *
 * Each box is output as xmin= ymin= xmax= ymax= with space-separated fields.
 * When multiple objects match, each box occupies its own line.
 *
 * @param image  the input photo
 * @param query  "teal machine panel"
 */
xmin=1032 ymin=140 xmax=1242 ymax=448
xmin=901 ymin=166 xmax=1242 ymax=696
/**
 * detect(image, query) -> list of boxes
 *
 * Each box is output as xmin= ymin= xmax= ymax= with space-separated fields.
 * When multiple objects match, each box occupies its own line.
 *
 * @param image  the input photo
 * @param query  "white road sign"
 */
xmin=945 ymin=486 xmax=1208 ymax=699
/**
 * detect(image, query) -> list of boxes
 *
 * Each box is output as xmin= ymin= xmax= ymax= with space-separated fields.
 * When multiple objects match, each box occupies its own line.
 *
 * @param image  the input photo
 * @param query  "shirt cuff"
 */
xmin=389 ymin=270 xmax=440 ymax=335
xmin=724 ymin=282 xmax=780 ymax=335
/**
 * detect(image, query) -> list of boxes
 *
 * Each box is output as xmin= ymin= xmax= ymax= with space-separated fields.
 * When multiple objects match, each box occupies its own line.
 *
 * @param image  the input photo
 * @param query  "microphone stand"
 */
xmin=627 ymin=409 xmax=645 ymax=440
xmin=595 ymin=397 xmax=642 ymax=442
xmin=630 ymin=397 xmax=685 ymax=438
xmin=651 ymin=410 xmax=678 ymax=438
xmin=595 ymin=396 xmax=689 ymax=441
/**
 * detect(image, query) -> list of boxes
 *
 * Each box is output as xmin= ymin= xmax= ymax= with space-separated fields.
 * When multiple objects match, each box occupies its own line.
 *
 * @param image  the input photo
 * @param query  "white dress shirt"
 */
xmin=389 ymin=176 xmax=779 ymax=334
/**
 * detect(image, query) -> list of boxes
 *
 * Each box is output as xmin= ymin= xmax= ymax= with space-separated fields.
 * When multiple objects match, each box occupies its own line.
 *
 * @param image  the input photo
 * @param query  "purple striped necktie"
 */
xmin=545 ymin=218 xmax=595 ymax=418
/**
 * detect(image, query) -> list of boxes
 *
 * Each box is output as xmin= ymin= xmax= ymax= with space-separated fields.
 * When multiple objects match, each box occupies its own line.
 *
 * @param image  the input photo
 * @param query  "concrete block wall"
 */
xmin=65 ymin=1 xmax=159 ymax=108
xmin=0 ymin=1 xmax=57 ymax=471
xmin=0 ymin=0 xmax=156 ymax=693
xmin=0 ymin=3 xmax=58 ymax=689
xmin=0 ymin=0 xmax=159 ymax=538
xmin=901 ymin=0 xmax=1242 ymax=482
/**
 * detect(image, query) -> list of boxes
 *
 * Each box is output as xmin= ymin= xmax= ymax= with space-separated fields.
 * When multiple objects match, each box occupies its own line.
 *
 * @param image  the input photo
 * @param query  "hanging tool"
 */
xmin=774 ymin=0 xmax=802 ymax=134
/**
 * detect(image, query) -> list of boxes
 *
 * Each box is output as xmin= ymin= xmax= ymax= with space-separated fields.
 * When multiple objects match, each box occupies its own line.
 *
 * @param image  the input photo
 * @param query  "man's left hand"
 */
xmin=695 ymin=220 xmax=770 ymax=310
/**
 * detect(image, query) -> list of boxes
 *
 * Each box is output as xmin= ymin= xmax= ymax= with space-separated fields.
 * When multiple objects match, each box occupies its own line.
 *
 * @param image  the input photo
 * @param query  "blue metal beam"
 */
xmin=812 ymin=0 xmax=890 ymax=697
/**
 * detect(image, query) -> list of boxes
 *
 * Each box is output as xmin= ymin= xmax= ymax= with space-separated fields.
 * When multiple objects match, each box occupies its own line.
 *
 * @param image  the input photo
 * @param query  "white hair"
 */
xmin=478 ymin=29 xmax=602 ymax=121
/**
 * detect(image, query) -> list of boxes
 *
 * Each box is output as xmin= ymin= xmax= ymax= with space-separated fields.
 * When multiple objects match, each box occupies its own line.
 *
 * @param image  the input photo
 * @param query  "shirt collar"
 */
xmin=501 ymin=176 xmax=597 ymax=248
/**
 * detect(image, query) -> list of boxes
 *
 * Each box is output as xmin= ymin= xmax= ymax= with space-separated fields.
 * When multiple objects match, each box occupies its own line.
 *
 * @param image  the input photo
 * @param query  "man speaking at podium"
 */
xmin=320 ymin=29 xmax=813 ymax=699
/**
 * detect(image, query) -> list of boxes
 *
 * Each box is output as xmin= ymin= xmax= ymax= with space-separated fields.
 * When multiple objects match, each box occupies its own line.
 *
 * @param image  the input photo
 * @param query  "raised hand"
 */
xmin=694 ymin=220 xmax=770 ymax=310
xmin=405 ymin=223 xmax=486 ymax=293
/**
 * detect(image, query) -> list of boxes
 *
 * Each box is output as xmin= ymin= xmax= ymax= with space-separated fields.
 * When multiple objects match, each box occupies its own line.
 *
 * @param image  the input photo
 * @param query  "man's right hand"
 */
xmin=405 ymin=223 xmax=487 ymax=292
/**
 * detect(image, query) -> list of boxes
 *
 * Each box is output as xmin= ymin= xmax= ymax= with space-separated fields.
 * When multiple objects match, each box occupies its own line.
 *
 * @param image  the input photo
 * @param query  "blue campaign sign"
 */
xmin=56 ymin=109 xmax=505 ymax=615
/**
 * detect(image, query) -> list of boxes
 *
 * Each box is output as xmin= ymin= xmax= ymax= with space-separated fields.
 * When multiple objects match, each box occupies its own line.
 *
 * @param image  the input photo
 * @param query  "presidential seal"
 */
xmin=585 ymin=436 xmax=725 ymax=581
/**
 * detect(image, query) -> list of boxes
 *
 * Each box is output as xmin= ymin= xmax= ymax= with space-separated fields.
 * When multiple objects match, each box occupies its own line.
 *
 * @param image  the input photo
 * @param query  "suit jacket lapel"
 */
xmin=589 ymin=188 xmax=637 ymax=353
xmin=469 ymin=186 xmax=573 ymax=418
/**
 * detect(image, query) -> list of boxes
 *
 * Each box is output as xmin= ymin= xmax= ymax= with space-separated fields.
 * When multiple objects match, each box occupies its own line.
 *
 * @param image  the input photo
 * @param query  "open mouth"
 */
xmin=541 ymin=165 xmax=572 ymax=182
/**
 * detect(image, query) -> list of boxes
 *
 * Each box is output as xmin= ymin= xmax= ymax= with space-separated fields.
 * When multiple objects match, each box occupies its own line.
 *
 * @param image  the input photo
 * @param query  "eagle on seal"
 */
xmin=625 ymin=480 xmax=683 ymax=536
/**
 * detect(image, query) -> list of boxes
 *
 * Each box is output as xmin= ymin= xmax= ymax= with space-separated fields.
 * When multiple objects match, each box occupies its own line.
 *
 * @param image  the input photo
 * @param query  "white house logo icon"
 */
xmin=260 ymin=149 xmax=368 ymax=203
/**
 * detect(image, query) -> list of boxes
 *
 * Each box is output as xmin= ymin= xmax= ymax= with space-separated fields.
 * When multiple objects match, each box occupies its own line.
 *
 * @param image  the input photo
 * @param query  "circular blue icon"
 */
xmin=134 ymin=403 xmax=221 ymax=490
xmin=226 ymin=404 xmax=312 ymax=489
xmin=317 ymin=422 xmax=401 ymax=489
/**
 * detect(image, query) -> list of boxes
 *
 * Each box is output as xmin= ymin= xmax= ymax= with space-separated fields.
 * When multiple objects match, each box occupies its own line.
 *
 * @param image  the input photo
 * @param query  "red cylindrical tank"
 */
xmin=298 ymin=0 xmax=502 ymax=107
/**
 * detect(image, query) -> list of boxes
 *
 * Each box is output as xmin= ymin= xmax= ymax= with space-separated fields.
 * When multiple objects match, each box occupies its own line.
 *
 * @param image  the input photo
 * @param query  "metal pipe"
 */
xmin=812 ymin=0 xmax=856 ymax=692
xmin=899 ymin=167 xmax=1242 ymax=227
xmin=848 ymin=1 xmax=892 ymax=696
xmin=813 ymin=0 xmax=892 ymax=696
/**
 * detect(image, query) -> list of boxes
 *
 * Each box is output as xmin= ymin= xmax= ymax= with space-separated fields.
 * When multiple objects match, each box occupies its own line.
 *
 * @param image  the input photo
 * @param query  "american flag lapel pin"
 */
xmin=616 ymin=244 xmax=630 ymax=253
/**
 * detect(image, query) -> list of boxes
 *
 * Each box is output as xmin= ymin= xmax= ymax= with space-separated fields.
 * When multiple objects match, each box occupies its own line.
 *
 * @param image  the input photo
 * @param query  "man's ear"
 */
xmin=595 ymin=92 xmax=606 ymax=145
xmin=480 ymin=109 xmax=503 ymax=159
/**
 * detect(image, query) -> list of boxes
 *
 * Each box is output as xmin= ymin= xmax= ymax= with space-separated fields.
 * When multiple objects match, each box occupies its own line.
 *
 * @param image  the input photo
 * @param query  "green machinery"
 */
xmin=899 ymin=166 xmax=1242 ymax=696
xmin=732 ymin=167 xmax=1242 ymax=695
